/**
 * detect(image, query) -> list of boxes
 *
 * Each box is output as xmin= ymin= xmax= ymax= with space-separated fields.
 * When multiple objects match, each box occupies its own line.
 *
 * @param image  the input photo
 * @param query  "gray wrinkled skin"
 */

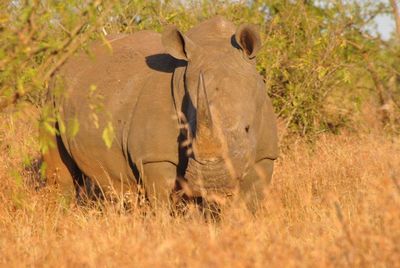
xmin=43 ymin=17 xmax=279 ymax=211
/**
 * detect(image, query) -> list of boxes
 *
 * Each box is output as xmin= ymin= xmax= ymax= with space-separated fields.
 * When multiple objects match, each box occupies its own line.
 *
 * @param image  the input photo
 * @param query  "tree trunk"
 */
xmin=365 ymin=56 xmax=394 ymax=126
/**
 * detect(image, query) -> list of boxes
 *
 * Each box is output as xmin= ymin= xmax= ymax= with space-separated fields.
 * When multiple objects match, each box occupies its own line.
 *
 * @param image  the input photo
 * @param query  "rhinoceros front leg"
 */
xmin=142 ymin=161 xmax=177 ymax=209
xmin=239 ymin=158 xmax=274 ymax=212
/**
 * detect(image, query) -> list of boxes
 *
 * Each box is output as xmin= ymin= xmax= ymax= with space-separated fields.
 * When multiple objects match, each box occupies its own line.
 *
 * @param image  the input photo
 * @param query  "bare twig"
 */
xmin=390 ymin=0 xmax=400 ymax=39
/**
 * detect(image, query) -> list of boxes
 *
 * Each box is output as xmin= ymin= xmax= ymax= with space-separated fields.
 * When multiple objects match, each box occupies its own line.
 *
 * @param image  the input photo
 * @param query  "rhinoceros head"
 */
xmin=162 ymin=20 xmax=270 ymax=199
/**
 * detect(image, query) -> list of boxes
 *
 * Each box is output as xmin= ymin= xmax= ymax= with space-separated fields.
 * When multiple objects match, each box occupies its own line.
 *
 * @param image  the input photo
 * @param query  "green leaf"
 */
xmin=57 ymin=114 xmax=66 ymax=134
xmin=43 ymin=121 xmax=57 ymax=136
xmin=40 ymin=162 xmax=48 ymax=180
xmin=342 ymin=70 xmax=351 ymax=84
xmin=317 ymin=67 xmax=327 ymax=80
xmin=67 ymin=117 xmax=80 ymax=138
xmin=102 ymin=122 xmax=115 ymax=149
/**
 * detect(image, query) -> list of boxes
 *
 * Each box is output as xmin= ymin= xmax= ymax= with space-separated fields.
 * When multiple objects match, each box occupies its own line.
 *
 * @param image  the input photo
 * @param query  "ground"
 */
xmin=0 ymin=105 xmax=399 ymax=267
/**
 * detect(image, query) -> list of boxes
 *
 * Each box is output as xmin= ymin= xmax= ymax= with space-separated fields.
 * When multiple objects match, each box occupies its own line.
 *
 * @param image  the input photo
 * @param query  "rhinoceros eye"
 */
xmin=245 ymin=125 xmax=250 ymax=133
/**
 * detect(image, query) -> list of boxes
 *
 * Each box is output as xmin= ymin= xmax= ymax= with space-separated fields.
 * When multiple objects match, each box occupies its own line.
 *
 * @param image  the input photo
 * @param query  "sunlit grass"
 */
xmin=0 ymin=106 xmax=398 ymax=267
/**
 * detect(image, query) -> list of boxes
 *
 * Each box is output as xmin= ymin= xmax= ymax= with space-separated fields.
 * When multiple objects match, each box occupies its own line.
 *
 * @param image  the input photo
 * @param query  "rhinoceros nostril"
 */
xmin=245 ymin=125 xmax=250 ymax=133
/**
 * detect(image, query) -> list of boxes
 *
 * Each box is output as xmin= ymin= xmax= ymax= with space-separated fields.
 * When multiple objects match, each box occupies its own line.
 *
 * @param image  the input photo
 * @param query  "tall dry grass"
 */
xmin=0 ymin=106 xmax=399 ymax=267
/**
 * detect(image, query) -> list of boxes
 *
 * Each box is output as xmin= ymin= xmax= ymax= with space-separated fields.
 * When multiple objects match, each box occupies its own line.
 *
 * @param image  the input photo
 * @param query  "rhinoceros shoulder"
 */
xmin=106 ymin=31 xmax=165 ymax=57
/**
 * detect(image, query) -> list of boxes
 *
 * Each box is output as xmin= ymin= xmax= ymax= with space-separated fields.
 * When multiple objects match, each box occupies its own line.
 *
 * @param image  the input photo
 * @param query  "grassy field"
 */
xmin=1 ymin=0 xmax=399 ymax=266
xmin=0 ymin=105 xmax=398 ymax=267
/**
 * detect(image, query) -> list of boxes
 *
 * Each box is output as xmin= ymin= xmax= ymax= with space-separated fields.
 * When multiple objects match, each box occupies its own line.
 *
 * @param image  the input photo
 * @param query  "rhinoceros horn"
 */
xmin=196 ymin=73 xmax=212 ymax=136
xmin=194 ymin=72 xmax=222 ymax=159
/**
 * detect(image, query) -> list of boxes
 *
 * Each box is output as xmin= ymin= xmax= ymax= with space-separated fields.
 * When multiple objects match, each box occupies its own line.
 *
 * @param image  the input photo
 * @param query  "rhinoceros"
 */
xmin=42 ymin=16 xmax=278 ymax=211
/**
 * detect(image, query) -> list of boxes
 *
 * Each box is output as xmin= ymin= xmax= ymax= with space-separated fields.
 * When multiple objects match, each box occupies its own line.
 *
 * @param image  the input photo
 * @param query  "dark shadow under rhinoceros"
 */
xmin=42 ymin=16 xmax=279 ymax=212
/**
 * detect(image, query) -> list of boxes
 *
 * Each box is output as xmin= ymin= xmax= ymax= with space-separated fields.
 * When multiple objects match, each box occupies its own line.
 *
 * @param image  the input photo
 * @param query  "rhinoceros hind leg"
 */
xmin=142 ymin=162 xmax=177 ymax=209
xmin=42 ymin=130 xmax=97 ymax=204
xmin=239 ymin=158 xmax=274 ymax=213
xmin=42 ymin=131 xmax=77 ymax=201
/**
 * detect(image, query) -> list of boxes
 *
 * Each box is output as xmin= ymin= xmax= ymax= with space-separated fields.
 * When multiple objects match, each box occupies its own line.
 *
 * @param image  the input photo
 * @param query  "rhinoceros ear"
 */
xmin=162 ymin=25 xmax=196 ymax=61
xmin=234 ymin=24 xmax=261 ymax=59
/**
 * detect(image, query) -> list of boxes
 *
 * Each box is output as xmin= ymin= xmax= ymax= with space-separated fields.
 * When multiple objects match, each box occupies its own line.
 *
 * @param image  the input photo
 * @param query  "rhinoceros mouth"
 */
xmin=183 ymin=157 xmax=238 ymax=198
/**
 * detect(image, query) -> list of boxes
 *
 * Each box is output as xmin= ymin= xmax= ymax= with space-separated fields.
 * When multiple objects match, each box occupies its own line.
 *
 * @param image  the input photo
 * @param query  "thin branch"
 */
xmin=390 ymin=0 xmax=400 ymax=39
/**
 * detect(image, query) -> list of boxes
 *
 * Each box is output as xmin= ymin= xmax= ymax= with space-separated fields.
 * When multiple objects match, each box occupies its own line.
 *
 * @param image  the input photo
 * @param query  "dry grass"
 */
xmin=0 ymin=106 xmax=399 ymax=267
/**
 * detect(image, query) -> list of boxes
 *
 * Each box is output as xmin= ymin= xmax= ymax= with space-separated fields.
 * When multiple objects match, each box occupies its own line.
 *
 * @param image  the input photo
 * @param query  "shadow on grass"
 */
xmin=23 ymin=156 xmax=46 ymax=191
